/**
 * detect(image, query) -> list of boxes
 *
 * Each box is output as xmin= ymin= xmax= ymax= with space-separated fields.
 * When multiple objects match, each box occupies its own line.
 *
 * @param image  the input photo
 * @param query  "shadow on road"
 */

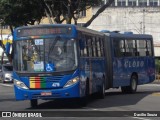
xmin=27 ymin=89 xmax=160 ymax=109
xmin=0 ymin=98 xmax=15 ymax=102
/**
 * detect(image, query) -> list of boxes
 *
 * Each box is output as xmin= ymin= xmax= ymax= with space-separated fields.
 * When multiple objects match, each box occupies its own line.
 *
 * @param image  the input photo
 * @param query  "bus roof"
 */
xmin=14 ymin=24 xmax=76 ymax=30
xmin=15 ymin=24 xmax=104 ymax=35
xmin=14 ymin=24 xmax=104 ymax=39
xmin=104 ymin=32 xmax=152 ymax=39
xmin=76 ymin=26 xmax=104 ymax=36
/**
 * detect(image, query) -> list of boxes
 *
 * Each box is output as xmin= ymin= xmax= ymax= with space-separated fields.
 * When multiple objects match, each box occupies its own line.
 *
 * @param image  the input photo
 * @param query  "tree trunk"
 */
xmin=83 ymin=0 xmax=114 ymax=27
xmin=66 ymin=17 xmax=72 ymax=24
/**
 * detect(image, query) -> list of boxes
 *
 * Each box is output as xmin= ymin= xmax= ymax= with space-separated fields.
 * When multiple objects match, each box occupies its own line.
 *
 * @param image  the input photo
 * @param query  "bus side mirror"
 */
xmin=5 ymin=42 xmax=11 ymax=55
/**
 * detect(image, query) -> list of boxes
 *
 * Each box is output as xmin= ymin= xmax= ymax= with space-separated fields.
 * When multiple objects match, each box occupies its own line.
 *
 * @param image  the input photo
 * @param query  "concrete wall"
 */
xmin=89 ymin=7 xmax=160 ymax=56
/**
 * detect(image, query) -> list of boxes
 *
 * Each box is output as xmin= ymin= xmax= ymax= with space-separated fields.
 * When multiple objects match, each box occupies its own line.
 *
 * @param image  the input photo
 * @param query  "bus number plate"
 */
xmin=41 ymin=92 xmax=52 ymax=96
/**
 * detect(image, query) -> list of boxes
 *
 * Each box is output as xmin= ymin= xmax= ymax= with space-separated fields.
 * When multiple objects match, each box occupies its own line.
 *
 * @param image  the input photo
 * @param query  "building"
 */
xmin=89 ymin=0 xmax=160 ymax=56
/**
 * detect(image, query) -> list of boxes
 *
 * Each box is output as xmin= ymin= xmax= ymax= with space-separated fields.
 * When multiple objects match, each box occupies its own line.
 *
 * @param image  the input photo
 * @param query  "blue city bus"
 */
xmin=12 ymin=24 xmax=155 ymax=107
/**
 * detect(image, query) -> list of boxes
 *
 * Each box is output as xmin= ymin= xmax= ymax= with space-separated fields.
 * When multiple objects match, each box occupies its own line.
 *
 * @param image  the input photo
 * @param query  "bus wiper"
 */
xmin=47 ymin=36 xmax=61 ymax=60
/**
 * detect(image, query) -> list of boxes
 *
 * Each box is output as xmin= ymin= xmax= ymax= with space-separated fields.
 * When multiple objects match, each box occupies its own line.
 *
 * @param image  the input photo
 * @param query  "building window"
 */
xmin=117 ymin=0 xmax=126 ymax=7
xmin=139 ymin=0 xmax=147 ymax=7
xmin=77 ymin=23 xmax=85 ymax=27
xmin=0 ymin=25 xmax=9 ymax=29
xmin=110 ymin=1 xmax=116 ymax=7
xmin=79 ymin=10 xmax=86 ymax=17
xmin=149 ymin=0 xmax=158 ymax=6
xmin=128 ymin=0 xmax=137 ymax=6
xmin=101 ymin=0 xmax=107 ymax=5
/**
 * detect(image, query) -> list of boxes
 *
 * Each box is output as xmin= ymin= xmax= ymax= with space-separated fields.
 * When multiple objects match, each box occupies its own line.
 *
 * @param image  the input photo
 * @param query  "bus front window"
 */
xmin=14 ymin=37 xmax=77 ymax=72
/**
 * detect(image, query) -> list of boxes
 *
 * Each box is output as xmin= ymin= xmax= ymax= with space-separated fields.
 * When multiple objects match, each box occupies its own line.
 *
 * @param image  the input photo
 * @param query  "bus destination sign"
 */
xmin=17 ymin=27 xmax=72 ymax=37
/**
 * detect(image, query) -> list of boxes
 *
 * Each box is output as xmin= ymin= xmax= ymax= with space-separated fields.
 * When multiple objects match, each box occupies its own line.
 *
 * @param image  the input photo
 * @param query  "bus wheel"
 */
xmin=121 ymin=75 xmax=137 ymax=94
xmin=129 ymin=75 xmax=137 ymax=93
xmin=30 ymin=99 xmax=38 ymax=108
xmin=98 ymin=82 xmax=105 ymax=99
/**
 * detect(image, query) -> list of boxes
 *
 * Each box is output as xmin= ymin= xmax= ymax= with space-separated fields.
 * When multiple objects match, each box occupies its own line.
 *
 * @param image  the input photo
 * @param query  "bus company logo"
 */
xmin=124 ymin=60 xmax=144 ymax=68
xmin=2 ymin=112 xmax=11 ymax=117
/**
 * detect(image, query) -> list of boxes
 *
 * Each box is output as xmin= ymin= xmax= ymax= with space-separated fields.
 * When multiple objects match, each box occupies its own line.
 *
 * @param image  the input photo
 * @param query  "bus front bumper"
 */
xmin=14 ymin=82 xmax=80 ymax=100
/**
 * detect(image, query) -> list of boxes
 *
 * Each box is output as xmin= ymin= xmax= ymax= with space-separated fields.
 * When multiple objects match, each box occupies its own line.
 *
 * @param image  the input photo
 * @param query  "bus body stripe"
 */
xmin=30 ymin=77 xmax=35 ymax=88
xmin=41 ymin=77 xmax=46 ymax=88
xmin=30 ymin=77 xmax=46 ymax=88
xmin=35 ymin=77 xmax=40 ymax=88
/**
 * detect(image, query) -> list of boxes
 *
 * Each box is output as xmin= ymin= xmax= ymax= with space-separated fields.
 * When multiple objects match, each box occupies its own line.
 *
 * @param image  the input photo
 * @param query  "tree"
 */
xmin=0 ymin=0 xmax=114 ymax=63
xmin=0 ymin=0 xmax=46 ymax=63
xmin=43 ymin=0 xmax=112 ymax=25
xmin=0 ymin=0 xmax=114 ymax=32
xmin=83 ymin=0 xmax=114 ymax=27
xmin=0 ymin=0 xmax=45 ymax=34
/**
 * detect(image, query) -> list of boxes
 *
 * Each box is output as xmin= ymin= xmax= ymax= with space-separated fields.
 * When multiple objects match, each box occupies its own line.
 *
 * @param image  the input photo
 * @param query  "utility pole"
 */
xmin=143 ymin=9 xmax=145 ymax=34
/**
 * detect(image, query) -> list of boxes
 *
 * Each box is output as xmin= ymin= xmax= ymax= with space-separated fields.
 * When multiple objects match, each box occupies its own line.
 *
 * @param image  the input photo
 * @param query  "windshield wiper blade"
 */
xmin=48 ymin=36 xmax=61 ymax=60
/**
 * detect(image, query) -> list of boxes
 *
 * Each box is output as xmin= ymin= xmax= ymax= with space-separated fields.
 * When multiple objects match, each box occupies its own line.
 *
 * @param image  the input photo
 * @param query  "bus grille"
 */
xmin=46 ymin=75 xmax=64 ymax=82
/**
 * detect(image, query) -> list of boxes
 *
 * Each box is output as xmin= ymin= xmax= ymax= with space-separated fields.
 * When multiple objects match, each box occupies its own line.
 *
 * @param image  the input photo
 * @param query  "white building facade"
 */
xmin=89 ymin=0 xmax=160 ymax=56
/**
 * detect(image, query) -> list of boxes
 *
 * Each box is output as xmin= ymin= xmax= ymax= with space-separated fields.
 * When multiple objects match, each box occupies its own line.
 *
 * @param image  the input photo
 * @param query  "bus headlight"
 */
xmin=64 ymin=77 xmax=79 ymax=88
xmin=14 ymin=79 xmax=29 ymax=90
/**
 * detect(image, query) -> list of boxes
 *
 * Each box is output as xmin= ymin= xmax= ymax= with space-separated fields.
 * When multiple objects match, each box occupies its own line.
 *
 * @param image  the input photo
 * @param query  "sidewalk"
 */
xmin=152 ymin=79 xmax=160 ymax=84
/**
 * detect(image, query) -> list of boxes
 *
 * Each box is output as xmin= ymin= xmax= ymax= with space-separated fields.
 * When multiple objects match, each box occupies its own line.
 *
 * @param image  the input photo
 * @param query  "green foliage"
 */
xmin=155 ymin=58 xmax=160 ymax=74
xmin=0 ymin=0 xmax=45 ymax=27
xmin=0 ymin=0 xmax=112 ymax=27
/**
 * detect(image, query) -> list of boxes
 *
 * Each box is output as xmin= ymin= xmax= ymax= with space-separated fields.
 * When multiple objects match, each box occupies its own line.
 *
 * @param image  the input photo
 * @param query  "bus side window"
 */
xmin=113 ymin=39 xmax=124 ymax=57
xmin=125 ymin=40 xmax=136 ymax=57
xmin=97 ymin=38 xmax=101 ymax=57
xmin=95 ymin=37 xmax=99 ymax=57
xmin=86 ymin=36 xmax=92 ymax=57
xmin=146 ymin=40 xmax=152 ymax=56
xmin=100 ymin=38 xmax=104 ymax=57
xmin=92 ymin=37 xmax=97 ymax=57
xmin=79 ymin=34 xmax=86 ymax=57
xmin=137 ymin=40 xmax=147 ymax=56
xmin=120 ymin=40 xmax=125 ymax=57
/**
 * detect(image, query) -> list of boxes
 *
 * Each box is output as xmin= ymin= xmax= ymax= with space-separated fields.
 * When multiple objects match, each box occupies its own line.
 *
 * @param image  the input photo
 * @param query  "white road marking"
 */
xmin=132 ymin=117 xmax=151 ymax=120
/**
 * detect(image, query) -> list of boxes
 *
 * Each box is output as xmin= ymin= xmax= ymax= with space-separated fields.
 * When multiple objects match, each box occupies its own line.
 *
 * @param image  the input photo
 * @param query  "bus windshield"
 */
xmin=14 ymin=37 xmax=77 ymax=72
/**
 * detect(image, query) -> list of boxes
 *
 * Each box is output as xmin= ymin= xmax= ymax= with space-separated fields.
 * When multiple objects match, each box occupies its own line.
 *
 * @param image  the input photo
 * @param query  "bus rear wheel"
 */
xmin=129 ymin=75 xmax=137 ymax=93
xmin=97 ymin=82 xmax=105 ymax=99
xmin=121 ymin=75 xmax=137 ymax=93
xmin=30 ymin=99 xmax=38 ymax=108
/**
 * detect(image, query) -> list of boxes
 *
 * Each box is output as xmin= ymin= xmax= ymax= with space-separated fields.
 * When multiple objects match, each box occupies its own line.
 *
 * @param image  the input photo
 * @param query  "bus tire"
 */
xmin=98 ymin=82 xmax=105 ymax=99
xmin=128 ymin=75 xmax=137 ymax=93
xmin=121 ymin=75 xmax=137 ymax=93
xmin=30 ymin=99 xmax=38 ymax=108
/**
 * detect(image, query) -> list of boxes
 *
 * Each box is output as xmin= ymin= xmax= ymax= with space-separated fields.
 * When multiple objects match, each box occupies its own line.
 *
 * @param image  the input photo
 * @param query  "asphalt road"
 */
xmin=0 ymin=82 xmax=160 ymax=120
